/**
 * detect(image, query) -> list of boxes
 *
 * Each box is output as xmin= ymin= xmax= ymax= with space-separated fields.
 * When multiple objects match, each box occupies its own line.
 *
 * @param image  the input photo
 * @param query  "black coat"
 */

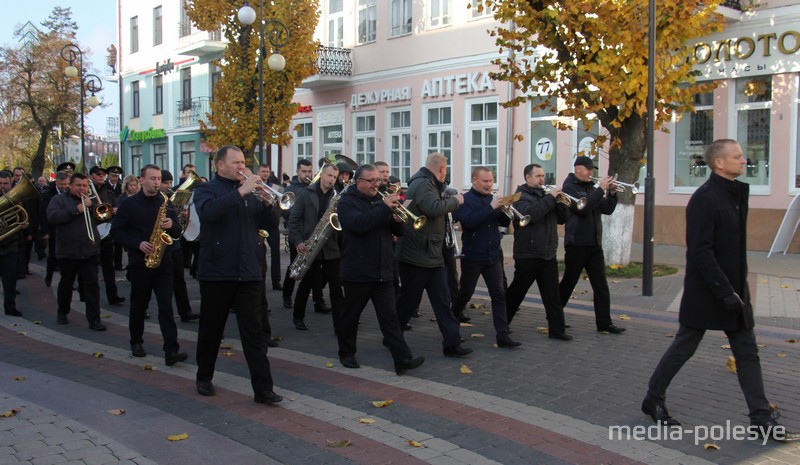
xmin=287 ymin=182 xmax=340 ymax=260
xmin=511 ymin=184 xmax=569 ymax=261
xmin=46 ymin=192 xmax=100 ymax=260
xmin=680 ymin=172 xmax=754 ymax=331
xmin=109 ymin=191 xmax=181 ymax=268
xmin=562 ymin=173 xmax=617 ymax=247
xmin=281 ymin=176 xmax=309 ymax=226
xmin=337 ymin=187 xmax=403 ymax=283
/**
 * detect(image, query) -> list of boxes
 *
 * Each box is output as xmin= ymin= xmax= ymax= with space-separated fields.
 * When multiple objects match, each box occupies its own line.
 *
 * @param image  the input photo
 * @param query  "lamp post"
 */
xmin=61 ymin=42 xmax=104 ymax=172
xmin=237 ymin=1 xmax=289 ymax=167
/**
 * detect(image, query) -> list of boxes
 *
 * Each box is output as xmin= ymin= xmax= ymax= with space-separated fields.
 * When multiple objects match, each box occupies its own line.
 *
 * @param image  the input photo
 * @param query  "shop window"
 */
xmin=736 ymin=75 xmax=771 ymax=186
xmin=467 ymin=98 xmax=499 ymax=184
xmin=130 ymin=146 xmax=142 ymax=176
xmin=153 ymin=144 xmax=167 ymax=169
xmin=353 ymin=113 xmax=376 ymax=165
xmin=673 ymin=88 xmax=714 ymax=188
xmin=180 ymin=141 xmax=195 ymax=169
xmin=388 ymin=108 xmax=411 ymax=182
xmin=294 ymin=120 xmax=313 ymax=165
xmin=424 ymin=104 xmax=452 ymax=182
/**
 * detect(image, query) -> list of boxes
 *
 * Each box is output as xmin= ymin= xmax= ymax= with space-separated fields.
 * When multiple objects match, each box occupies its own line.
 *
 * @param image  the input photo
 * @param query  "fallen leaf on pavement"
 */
xmin=726 ymin=355 xmax=737 ymax=374
xmin=12 ymin=376 xmax=25 ymax=381
xmin=665 ymin=333 xmax=675 ymax=337
xmin=609 ymin=279 xmax=622 ymax=284
xmin=92 ymin=352 xmax=104 ymax=358
xmin=17 ymin=331 xmax=27 ymax=336
xmin=721 ymin=344 xmax=731 ymax=349
xmin=33 ymin=321 xmax=42 ymax=325
xmin=469 ymin=303 xmax=485 ymax=309
xmin=460 ymin=364 xmax=473 ymax=374
xmin=757 ymin=279 xmax=768 ymax=284
xmin=222 ymin=351 xmax=234 ymax=357
xmin=370 ymin=400 xmax=393 ymax=408
xmin=325 ymin=362 xmax=334 ymax=368
xmin=108 ymin=409 xmax=126 ymax=415
xmin=780 ymin=284 xmax=790 ymax=289
xmin=429 ymin=318 xmax=437 ymax=322
xmin=770 ymin=402 xmax=779 ymax=411
xmin=492 ymin=343 xmax=499 ymax=348
xmin=470 ymin=333 xmax=485 ymax=338
xmin=460 ymin=322 xmax=474 ymax=327
xmin=777 ymin=353 xmax=788 ymax=358
xmin=272 ymin=336 xmax=283 ymax=342
xmin=100 ymin=314 xmax=112 ymax=319
xmin=537 ymin=327 xmax=549 ymax=334
xmin=406 ymin=440 xmax=424 ymax=448
xmin=619 ymin=315 xmax=631 ymax=320
xmin=143 ymin=365 xmax=154 ymax=371
xmin=0 ymin=408 xmax=21 ymax=418
xmin=166 ymin=433 xmax=189 ymax=441
xmin=785 ymin=338 xmax=798 ymax=343
xmin=704 ymin=443 xmax=720 ymax=450
xmin=359 ymin=418 xmax=376 ymax=424
xmin=327 ymin=439 xmax=351 ymax=448
xmin=758 ymin=344 xmax=767 ymax=348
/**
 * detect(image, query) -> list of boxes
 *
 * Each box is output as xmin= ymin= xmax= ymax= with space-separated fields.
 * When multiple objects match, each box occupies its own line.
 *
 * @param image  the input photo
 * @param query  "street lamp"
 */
xmin=237 ymin=1 xmax=289 ymax=167
xmin=61 ymin=42 xmax=104 ymax=171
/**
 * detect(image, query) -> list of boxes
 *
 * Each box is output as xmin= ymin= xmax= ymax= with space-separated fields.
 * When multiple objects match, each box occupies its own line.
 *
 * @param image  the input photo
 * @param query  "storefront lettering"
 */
xmin=122 ymin=126 xmax=166 ymax=142
xmin=156 ymin=59 xmax=174 ymax=75
xmin=694 ymin=30 xmax=800 ymax=64
xmin=421 ymin=72 xmax=495 ymax=98
xmin=350 ymin=87 xmax=412 ymax=109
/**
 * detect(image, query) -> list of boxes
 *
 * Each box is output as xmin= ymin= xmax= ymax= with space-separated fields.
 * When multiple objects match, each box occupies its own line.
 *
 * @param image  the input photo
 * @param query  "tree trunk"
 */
xmin=31 ymin=126 xmax=49 ymax=179
xmin=598 ymin=112 xmax=646 ymax=266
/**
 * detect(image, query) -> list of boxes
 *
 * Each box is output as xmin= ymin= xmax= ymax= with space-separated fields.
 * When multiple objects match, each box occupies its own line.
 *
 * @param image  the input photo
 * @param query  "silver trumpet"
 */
xmin=591 ymin=176 xmax=639 ymax=194
xmin=544 ymin=185 xmax=588 ymax=210
xmin=239 ymin=171 xmax=295 ymax=210
xmin=494 ymin=192 xmax=530 ymax=227
xmin=445 ymin=212 xmax=462 ymax=258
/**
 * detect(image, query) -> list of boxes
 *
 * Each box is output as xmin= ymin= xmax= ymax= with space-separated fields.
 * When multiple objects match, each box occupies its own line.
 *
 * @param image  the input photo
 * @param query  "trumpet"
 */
xmin=591 ymin=176 xmax=639 ymax=194
xmin=378 ymin=187 xmax=426 ymax=230
xmin=544 ymin=186 xmax=588 ymax=210
xmin=239 ymin=171 xmax=295 ymax=210
xmin=494 ymin=192 xmax=531 ymax=227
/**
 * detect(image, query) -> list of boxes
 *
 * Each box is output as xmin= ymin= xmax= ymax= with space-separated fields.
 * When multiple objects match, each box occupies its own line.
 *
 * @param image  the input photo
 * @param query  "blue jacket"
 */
xmin=193 ymin=175 xmax=272 ymax=282
xmin=109 ymin=191 xmax=181 ymax=268
xmin=337 ymin=187 xmax=404 ymax=283
xmin=457 ymin=188 xmax=510 ymax=262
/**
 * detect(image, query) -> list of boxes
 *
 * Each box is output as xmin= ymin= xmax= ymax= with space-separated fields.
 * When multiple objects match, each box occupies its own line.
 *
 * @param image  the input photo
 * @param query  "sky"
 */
xmin=1 ymin=1 xmax=120 ymax=138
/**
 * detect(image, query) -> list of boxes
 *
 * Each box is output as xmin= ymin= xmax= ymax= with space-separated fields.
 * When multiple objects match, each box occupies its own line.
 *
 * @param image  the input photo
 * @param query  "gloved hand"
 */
xmin=722 ymin=292 xmax=746 ymax=314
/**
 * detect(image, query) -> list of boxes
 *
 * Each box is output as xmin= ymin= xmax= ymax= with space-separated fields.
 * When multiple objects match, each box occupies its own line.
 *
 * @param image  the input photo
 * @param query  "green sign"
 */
xmin=121 ymin=126 xmax=166 ymax=142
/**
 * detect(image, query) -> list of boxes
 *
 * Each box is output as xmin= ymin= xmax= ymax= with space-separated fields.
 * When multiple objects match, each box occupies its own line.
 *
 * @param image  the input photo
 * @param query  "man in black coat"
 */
xmin=0 ymin=172 xmax=23 ymax=316
xmin=642 ymin=139 xmax=798 ymax=441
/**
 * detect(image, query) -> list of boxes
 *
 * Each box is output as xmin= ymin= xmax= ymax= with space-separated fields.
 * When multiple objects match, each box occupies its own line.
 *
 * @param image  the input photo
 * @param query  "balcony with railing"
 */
xmin=300 ymin=45 xmax=353 ymax=90
xmin=175 ymin=97 xmax=211 ymax=128
xmin=175 ymin=22 xmax=225 ymax=58
xmin=718 ymin=0 xmax=744 ymax=21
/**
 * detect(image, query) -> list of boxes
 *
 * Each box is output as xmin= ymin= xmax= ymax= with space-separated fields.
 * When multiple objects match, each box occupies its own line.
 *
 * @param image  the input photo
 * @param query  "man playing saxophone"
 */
xmin=110 ymin=165 xmax=188 ymax=365
xmin=287 ymin=162 xmax=344 ymax=331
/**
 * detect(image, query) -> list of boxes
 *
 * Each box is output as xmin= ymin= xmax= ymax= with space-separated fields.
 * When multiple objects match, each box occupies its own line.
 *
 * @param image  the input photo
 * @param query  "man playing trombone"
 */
xmin=505 ymin=164 xmax=571 ymax=340
xmin=558 ymin=156 xmax=625 ymax=334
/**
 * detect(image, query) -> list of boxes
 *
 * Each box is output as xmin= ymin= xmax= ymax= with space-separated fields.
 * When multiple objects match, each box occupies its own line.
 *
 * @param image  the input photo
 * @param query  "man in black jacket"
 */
xmin=41 ymin=171 xmax=70 ymax=287
xmin=193 ymin=146 xmax=281 ymax=405
xmin=88 ymin=166 xmax=125 ymax=306
xmin=0 ymin=172 xmax=23 ymax=316
xmin=506 ymin=164 xmax=571 ymax=340
xmin=336 ymin=164 xmax=424 ymax=374
xmin=110 ymin=165 xmax=188 ymax=366
xmin=642 ymin=140 xmax=798 ymax=441
xmin=558 ymin=156 xmax=624 ymax=334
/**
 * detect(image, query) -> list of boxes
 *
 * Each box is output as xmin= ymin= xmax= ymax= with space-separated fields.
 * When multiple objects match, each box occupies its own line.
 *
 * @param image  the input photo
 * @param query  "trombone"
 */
xmin=378 ymin=188 xmax=427 ymax=230
xmin=544 ymin=186 xmax=588 ymax=210
xmin=80 ymin=195 xmax=96 ymax=244
xmin=239 ymin=171 xmax=295 ymax=210
xmin=87 ymin=181 xmax=113 ymax=222
xmin=495 ymin=192 xmax=530 ymax=227
xmin=591 ymin=176 xmax=639 ymax=194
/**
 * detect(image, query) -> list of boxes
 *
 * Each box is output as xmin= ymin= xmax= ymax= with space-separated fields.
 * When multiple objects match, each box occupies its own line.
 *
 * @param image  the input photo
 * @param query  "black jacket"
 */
xmin=109 ymin=191 xmax=181 ymax=268
xmin=511 ymin=184 xmax=570 ymax=260
xmin=562 ymin=173 xmax=617 ymax=247
xmin=281 ymin=176 xmax=310 ymax=226
xmin=39 ymin=187 xmax=67 ymax=236
xmin=680 ymin=172 xmax=754 ymax=331
xmin=337 ymin=187 xmax=403 ymax=282
xmin=193 ymin=175 xmax=272 ymax=282
xmin=456 ymin=188 xmax=509 ymax=262
xmin=287 ymin=182 xmax=340 ymax=260
xmin=46 ymin=192 xmax=100 ymax=260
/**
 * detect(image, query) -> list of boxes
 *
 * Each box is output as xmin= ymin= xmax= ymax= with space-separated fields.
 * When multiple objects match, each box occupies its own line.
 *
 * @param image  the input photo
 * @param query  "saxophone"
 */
xmin=288 ymin=186 xmax=345 ymax=281
xmin=144 ymin=192 xmax=174 ymax=269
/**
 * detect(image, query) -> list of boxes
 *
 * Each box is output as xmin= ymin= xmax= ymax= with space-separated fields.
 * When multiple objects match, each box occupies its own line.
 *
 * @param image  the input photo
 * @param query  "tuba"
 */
xmin=0 ymin=177 xmax=41 ymax=243
xmin=144 ymin=192 xmax=174 ymax=269
xmin=287 ymin=185 xmax=347 ymax=281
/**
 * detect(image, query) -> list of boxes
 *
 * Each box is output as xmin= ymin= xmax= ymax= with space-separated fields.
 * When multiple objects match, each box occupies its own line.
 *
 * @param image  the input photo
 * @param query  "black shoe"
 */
xmin=641 ymin=397 xmax=681 ymax=426
xmin=272 ymin=282 xmax=283 ymax=291
xmin=17 ymin=274 xmax=26 ymax=280
xmin=598 ymin=324 xmax=626 ymax=334
xmin=144 ymin=313 xmax=150 ymax=320
xmin=395 ymin=356 xmax=425 ymax=375
xmin=165 ymin=352 xmax=189 ymax=366
xmin=283 ymin=298 xmax=293 ymax=309
xmin=548 ymin=332 xmax=573 ymax=341
xmin=443 ymin=344 xmax=473 ymax=358
xmin=565 ymin=323 xmax=571 ymax=328
xmin=114 ymin=266 xmax=125 ymax=271
xmin=89 ymin=320 xmax=107 ymax=331
xmin=108 ymin=296 xmax=126 ymax=305
xmin=401 ymin=323 xmax=413 ymax=331
xmin=294 ymin=319 xmax=308 ymax=331
xmin=314 ymin=304 xmax=332 ymax=314
xmin=497 ymin=335 xmax=521 ymax=348
xmin=4 ymin=308 xmax=22 ymax=317
xmin=458 ymin=313 xmax=471 ymax=323
xmin=254 ymin=390 xmax=283 ymax=405
xmin=196 ymin=380 xmax=215 ymax=396
xmin=57 ymin=314 xmax=69 ymax=325
xmin=340 ymin=356 xmax=360 ymax=369
xmin=37 ymin=253 xmax=46 ymax=260
xmin=412 ymin=308 xmax=420 ymax=318
xmin=131 ymin=343 xmax=146 ymax=357
xmin=750 ymin=418 xmax=800 ymax=442
xmin=44 ymin=275 xmax=52 ymax=287
xmin=180 ymin=312 xmax=200 ymax=322
xmin=267 ymin=338 xmax=279 ymax=348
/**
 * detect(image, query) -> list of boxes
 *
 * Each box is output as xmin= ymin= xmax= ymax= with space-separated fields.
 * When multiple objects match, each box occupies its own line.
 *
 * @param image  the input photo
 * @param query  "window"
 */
xmin=153 ymin=75 xmax=163 ymax=115
xmin=358 ymin=0 xmax=377 ymax=44
xmin=130 ymin=16 xmax=139 ymax=53
xmin=424 ymin=104 xmax=452 ymax=181
xmin=180 ymin=141 xmax=195 ymax=169
xmin=210 ymin=64 xmax=222 ymax=100
xmin=179 ymin=2 xmax=191 ymax=37
xmin=736 ymin=75 xmax=771 ymax=187
xmin=674 ymin=88 xmax=715 ymax=188
xmin=153 ymin=6 xmax=162 ymax=46
xmin=130 ymin=146 xmax=142 ymax=175
xmin=327 ymin=0 xmax=344 ymax=48
xmin=471 ymin=0 xmax=491 ymax=19
xmin=180 ymin=68 xmax=192 ymax=110
xmin=321 ymin=125 xmax=344 ymax=160
xmin=430 ymin=0 xmax=451 ymax=28
xmin=467 ymin=99 xmax=499 ymax=182
xmin=391 ymin=0 xmax=412 ymax=37
xmin=353 ymin=113 xmax=376 ymax=165
xmin=388 ymin=108 xmax=411 ymax=182
xmin=529 ymin=96 xmax=558 ymax=185
xmin=132 ymin=81 xmax=140 ymax=118
xmin=575 ymin=119 xmax=601 ymax=178
xmin=294 ymin=120 xmax=313 ymax=164
xmin=153 ymin=144 xmax=167 ymax=169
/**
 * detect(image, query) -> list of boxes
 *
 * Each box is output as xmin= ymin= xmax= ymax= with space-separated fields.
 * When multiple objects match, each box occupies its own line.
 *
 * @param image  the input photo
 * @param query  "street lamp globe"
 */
xmin=237 ymin=3 xmax=257 ymax=25
xmin=87 ymin=94 xmax=101 ymax=108
xmin=267 ymin=53 xmax=286 ymax=72
xmin=64 ymin=65 xmax=79 ymax=78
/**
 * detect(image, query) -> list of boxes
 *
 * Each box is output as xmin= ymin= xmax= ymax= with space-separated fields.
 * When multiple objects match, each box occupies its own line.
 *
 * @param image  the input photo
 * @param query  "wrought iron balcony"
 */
xmin=175 ymin=97 xmax=211 ymax=128
xmin=301 ymin=45 xmax=353 ymax=90
xmin=176 ymin=23 xmax=225 ymax=58
xmin=721 ymin=0 xmax=742 ymax=10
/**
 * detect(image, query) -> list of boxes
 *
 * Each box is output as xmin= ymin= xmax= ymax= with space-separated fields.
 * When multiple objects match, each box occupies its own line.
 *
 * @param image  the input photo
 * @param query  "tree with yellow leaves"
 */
xmin=187 ymin=0 xmax=319 ymax=164
xmin=482 ymin=0 xmax=726 ymax=264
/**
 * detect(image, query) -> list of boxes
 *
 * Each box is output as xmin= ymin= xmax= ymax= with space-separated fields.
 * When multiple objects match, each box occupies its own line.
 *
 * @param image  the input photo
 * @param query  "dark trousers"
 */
xmin=452 ymin=259 xmax=510 ymax=337
xmin=16 ymin=234 xmax=27 ymax=275
xmin=0 ymin=252 xmax=18 ymax=311
xmin=338 ymin=281 xmax=412 ymax=362
xmin=266 ymin=226 xmax=281 ymax=284
xmin=99 ymin=238 xmax=119 ymax=300
xmin=283 ymin=245 xmax=324 ymax=304
xmin=46 ymin=234 xmax=57 ymax=280
xmin=114 ymin=241 xmax=124 ymax=269
xmin=443 ymin=246 xmax=459 ymax=304
xmin=397 ymin=263 xmax=461 ymax=348
xmin=196 ymin=281 xmax=274 ymax=395
xmin=57 ymin=256 xmax=100 ymax=322
xmin=259 ymin=248 xmax=272 ymax=341
xmin=647 ymin=324 xmax=771 ymax=423
xmin=171 ymin=247 xmax=192 ymax=316
xmin=293 ymin=258 xmax=343 ymax=324
xmin=559 ymin=245 xmax=612 ymax=329
xmin=506 ymin=258 xmax=565 ymax=333
xmin=128 ymin=264 xmax=179 ymax=353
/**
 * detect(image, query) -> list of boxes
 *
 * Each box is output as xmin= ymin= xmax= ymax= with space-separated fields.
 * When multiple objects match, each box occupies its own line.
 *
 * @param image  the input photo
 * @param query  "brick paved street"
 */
xmin=2 ymin=241 xmax=800 ymax=464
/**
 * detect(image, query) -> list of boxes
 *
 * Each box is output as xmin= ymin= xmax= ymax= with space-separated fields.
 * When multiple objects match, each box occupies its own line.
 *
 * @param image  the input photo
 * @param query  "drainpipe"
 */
xmin=502 ymin=21 xmax=516 ymax=196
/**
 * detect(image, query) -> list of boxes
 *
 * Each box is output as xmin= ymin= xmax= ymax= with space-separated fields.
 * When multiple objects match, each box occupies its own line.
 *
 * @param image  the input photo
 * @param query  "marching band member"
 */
xmin=396 ymin=153 xmax=472 ymax=358
xmin=374 ymin=161 xmax=390 ymax=193
xmin=88 ymin=166 xmax=125 ymax=306
xmin=0 ymin=171 xmax=23 ymax=316
xmin=257 ymin=164 xmax=284 ymax=291
xmin=193 ymin=146 xmax=281 ymax=405
xmin=505 ymin=164 xmax=571 ymax=340
xmin=450 ymin=167 xmax=519 ymax=348
xmin=105 ymin=166 xmax=124 ymax=270
xmin=336 ymin=164 xmax=425 ymax=374
xmin=110 ymin=165 xmax=188 ymax=365
xmin=41 ymin=171 xmax=70 ymax=287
